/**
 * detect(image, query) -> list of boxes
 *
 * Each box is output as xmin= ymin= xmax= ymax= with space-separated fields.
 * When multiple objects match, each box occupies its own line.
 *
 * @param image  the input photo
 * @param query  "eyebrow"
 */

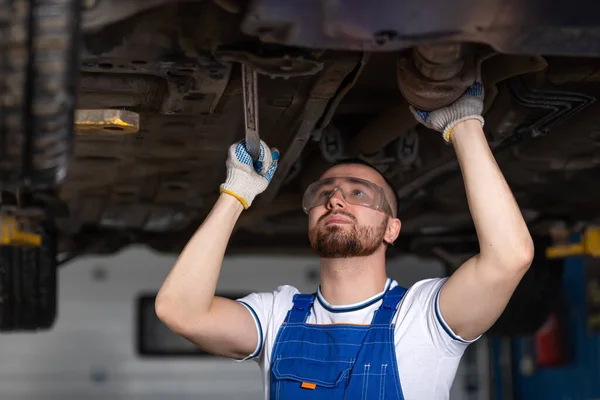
xmin=345 ymin=177 xmax=375 ymax=188
xmin=321 ymin=177 xmax=380 ymax=192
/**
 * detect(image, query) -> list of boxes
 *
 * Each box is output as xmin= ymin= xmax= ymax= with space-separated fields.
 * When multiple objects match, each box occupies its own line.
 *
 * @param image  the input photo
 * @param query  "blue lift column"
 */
xmin=491 ymin=227 xmax=600 ymax=400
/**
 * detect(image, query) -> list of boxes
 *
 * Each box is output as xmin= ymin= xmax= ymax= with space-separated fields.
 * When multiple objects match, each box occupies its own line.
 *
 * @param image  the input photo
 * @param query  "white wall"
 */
xmin=0 ymin=246 xmax=489 ymax=399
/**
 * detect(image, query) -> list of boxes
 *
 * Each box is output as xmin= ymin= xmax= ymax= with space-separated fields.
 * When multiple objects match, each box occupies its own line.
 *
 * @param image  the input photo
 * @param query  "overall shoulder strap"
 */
xmin=285 ymin=293 xmax=316 ymax=323
xmin=371 ymin=285 xmax=408 ymax=325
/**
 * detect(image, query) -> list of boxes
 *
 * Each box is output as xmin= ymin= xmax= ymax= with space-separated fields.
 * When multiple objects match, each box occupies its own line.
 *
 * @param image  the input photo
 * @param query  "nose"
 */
xmin=326 ymin=188 xmax=346 ymax=211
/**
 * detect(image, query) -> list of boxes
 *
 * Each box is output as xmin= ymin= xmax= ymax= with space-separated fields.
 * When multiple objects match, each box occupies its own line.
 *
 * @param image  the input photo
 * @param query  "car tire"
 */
xmin=0 ymin=224 xmax=57 ymax=331
xmin=0 ymin=0 xmax=81 ymax=190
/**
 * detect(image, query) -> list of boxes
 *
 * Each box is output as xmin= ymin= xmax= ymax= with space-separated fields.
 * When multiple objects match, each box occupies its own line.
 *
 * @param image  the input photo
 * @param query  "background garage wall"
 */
xmin=0 ymin=246 xmax=490 ymax=399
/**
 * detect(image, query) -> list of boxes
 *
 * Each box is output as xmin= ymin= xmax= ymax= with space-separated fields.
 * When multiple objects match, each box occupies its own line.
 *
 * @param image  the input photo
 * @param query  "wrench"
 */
xmin=241 ymin=63 xmax=261 ymax=162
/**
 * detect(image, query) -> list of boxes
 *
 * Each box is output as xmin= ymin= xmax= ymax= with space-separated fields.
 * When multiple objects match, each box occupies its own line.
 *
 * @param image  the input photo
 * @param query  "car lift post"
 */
xmin=490 ymin=226 xmax=600 ymax=399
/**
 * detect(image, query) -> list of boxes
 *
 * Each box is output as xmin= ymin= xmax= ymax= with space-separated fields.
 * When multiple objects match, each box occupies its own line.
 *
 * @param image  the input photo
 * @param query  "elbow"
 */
xmin=154 ymin=295 xmax=172 ymax=324
xmin=155 ymin=294 xmax=212 ymax=338
xmin=485 ymin=235 xmax=535 ymax=273
xmin=155 ymin=295 xmax=185 ymax=334
xmin=516 ymin=237 xmax=535 ymax=270
xmin=507 ymin=235 xmax=535 ymax=272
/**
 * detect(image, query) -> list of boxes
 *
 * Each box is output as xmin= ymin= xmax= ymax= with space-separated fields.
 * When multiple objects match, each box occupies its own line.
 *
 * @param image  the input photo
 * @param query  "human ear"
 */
xmin=384 ymin=217 xmax=401 ymax=245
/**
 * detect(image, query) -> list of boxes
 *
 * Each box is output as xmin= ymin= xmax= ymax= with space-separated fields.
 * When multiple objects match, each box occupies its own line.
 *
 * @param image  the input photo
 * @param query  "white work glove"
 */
xmin=219 ymin=139 xmax=279 ymax=209
xmin=410 ymin=81 xmax=485 ymax=142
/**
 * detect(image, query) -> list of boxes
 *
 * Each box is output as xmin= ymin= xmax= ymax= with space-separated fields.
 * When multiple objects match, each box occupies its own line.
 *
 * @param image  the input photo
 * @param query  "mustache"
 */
xmin=318 ymin=210 xmax=357 ymax=224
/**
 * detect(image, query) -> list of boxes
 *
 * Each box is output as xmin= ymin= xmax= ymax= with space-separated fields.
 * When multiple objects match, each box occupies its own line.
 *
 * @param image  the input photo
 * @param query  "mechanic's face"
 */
xmin=307 ymin=164 xmax=401 ymax=258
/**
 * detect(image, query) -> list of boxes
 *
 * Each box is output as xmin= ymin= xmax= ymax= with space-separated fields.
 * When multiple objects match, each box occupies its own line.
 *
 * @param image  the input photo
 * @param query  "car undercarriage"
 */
xmin=1 ymin=0 xmax=600 ymax=331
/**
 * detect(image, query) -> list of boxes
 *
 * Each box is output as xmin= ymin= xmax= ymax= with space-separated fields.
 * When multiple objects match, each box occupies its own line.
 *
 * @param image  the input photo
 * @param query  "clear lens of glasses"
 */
xmin=302 ymin=177 xmax=391 ymax=215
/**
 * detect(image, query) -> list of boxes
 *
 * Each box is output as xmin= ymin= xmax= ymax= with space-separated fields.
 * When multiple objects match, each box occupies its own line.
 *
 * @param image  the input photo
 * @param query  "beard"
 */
xmin=308 ymin=211 xmax=388 ymax=258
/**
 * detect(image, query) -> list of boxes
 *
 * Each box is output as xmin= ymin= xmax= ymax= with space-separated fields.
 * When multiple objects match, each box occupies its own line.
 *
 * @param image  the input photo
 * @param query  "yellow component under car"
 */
xmin=0 ymin=216 xmax=42 ymax=247
xmin=74 ymin=109 xmax=140 ymax=135
xmin=546 ymin=226 xmax=600 ymax=259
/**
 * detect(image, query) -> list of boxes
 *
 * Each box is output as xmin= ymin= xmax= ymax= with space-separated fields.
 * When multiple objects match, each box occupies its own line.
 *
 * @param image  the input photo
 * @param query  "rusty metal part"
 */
xmin=79 ymin=61 xmax=232 ymax=116
xmin=413 ymin=43 xmax=466 ymax=81
xmin=74 ymin=109 xmax=140 ymax=135
xmin=397 ymin=47 xmax=548 ymax=114
xmin=350 ymin=100 xmax=417 ymax=156
xmin=77 ymin=73 xmax=166 ymax=110
xmin=396 ymin=44 xmax=476 ymax=111
xmin=80 ymin=4 xmax=232 ymax=116
xmin=216 ymin=49 xmax=323 ymax=78
xmin=416 ymin=43 xmax=464 ymax=65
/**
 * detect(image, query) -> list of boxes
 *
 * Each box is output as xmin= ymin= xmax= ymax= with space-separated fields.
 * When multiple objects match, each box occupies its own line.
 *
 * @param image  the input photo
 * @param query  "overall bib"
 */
xmin=269 ymin=285 xmax=407 ymax=400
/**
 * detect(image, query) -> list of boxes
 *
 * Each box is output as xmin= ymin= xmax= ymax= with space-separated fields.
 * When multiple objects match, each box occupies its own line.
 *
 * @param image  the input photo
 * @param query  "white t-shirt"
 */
xmin=236 ymin=277 xmax=478 ymax=400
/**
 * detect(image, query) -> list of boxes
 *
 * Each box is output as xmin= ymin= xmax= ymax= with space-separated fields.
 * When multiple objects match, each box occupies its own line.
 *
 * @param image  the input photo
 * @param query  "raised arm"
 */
xmin=155 ymin=140 xmax=279 ymax=359
xmin=411 ymin=83 xmax=534 ymax=341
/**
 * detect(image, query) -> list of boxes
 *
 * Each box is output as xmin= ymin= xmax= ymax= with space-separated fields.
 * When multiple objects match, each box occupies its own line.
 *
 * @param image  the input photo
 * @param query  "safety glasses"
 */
xmin=302 ymin=177 xmax=393 ymax=216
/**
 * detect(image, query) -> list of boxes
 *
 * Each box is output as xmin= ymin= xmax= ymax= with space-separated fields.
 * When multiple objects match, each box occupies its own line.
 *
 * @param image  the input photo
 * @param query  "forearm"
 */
xmin=155 ymin=193 xmax=244 ymax=323
xmin=421 ymin=84 xmax=535 ymax=339
xmin=451 ymin=120 xmax=534 ymax=268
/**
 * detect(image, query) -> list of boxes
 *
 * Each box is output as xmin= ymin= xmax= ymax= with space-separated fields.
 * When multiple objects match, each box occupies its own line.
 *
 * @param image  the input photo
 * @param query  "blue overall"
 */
xmin=269 ymin=285 xmax=407 ymax=399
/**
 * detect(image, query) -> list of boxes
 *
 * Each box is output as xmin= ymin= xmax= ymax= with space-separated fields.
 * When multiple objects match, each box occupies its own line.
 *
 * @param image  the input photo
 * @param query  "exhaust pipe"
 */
xmin=397 ymin=43 xmax=476 ymax=111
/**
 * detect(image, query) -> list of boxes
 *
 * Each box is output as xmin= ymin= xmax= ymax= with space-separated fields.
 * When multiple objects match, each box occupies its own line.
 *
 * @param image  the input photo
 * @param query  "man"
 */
xmin=155 ymin=80 xmax=534 ymax=399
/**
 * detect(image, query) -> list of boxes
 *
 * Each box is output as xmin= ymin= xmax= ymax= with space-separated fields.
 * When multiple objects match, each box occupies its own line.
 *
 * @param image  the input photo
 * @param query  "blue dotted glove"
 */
xmin=410 ymin=81 xmax=485 ymax=142
xmin=219 ymin=139 xmax=279 ymax=209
